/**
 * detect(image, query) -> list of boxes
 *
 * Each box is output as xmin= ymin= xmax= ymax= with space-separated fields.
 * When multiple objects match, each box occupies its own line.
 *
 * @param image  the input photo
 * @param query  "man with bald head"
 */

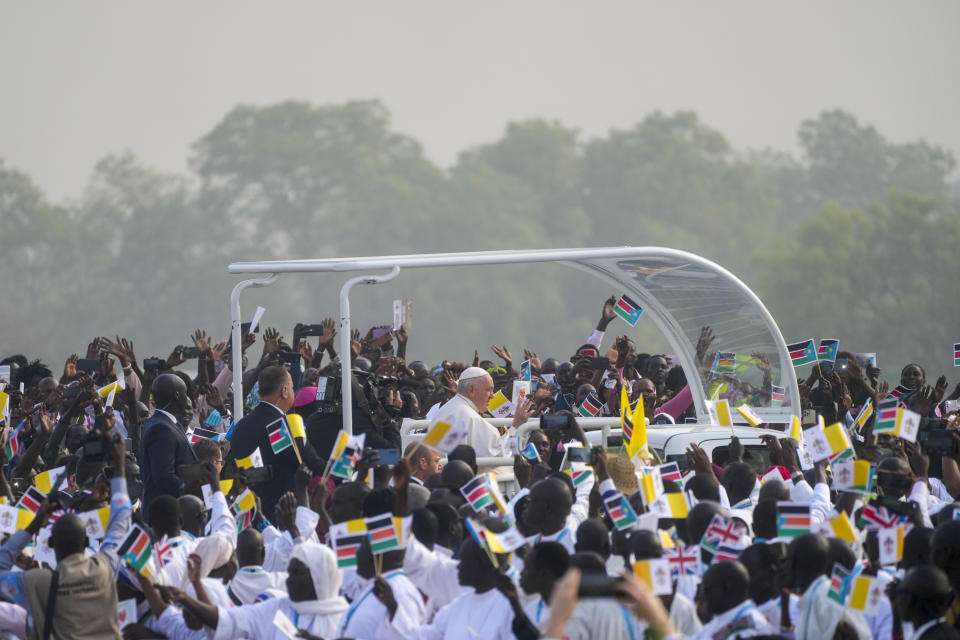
xmin=522 ymin=477 xmax=575 ymax=551
xmin=429 ymin=367 xmax=528 ymax=458
xmin=0 ymin=433 xmax=132 ymax=638
xmin=141 ymin=373 xmax=197 ymax=514
xmin=693 ymin=560 xmax=773 ymax=639
xmin=178 ymin=494 xmax=208 ymax=537
xmin=227 ymin=528 xmax=287 ymax=605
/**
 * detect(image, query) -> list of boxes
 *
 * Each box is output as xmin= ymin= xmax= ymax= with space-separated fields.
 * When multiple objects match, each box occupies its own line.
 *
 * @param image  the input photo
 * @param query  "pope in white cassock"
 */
xmin=429 ymin=367 xmax=528 ymax=459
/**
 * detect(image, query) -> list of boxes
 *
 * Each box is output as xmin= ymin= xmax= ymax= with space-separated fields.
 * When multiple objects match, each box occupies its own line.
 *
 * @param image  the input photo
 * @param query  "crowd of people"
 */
xmin=0 ymin=296 xmax=958 ymax=640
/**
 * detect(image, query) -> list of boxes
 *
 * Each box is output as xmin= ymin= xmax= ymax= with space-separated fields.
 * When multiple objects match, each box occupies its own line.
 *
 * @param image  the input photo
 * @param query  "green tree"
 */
xmin=758 ymin=192 xmax=960 ymax=373
xmin=191 ymin=100 xmax=444 ymax=259
xmin=458 ymin=120 xmax=591 ymax=241
xmin=798 ymin=110 xmax=956 ymax=209
xmin=580 ymin=111 xmax=777 ymax=276
xmin=0 ymin=160 xmax=79 ymax=355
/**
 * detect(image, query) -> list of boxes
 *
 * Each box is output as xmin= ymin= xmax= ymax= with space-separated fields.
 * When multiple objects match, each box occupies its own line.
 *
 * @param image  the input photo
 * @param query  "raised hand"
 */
xmin=686 ymin=442 xmax=713 ymax=476
xmin=298 ymin=340 xmax=314 ymax=365
xmin=317 ymin=318 xmax=337 ymax=347
xmin=613 ymin=336 xmax=631 ymax=368
xmin=209 ymin=341 xmax=227 ymax=362
xmin=513 ymin=454 xmax=532 ymax=488
xmin=490 ymin=345 xmax=513 ymax=367
xmin=262 ymin=328 xmax=281 ymax=356
xmin=872 ymin=380 xmax=890 ymax=406
xmin=63 ymin=354 xmax=79 ymax=381
xmin=204 ymin=384 xmax=224 ymax=410
xmin=191 ymin=329 xmax=211 ymax=357
xmin=350 ymin=330 xmax=362 ymax=358
xmin=728 ymin=435 xmax=744 ymax=462
xmin=778 ymin=438 xmax=801 ymax=475
xmin=912 ymin=384 xmax=940 ymax=417
xmin=599 ymin=296 xmax=617 ymax=329
xmin=100 ymin=337 xmax=130 ymax=367
xmin=934 ymin=375 xmax=949 ymax=405
xmin=523 ymin=348 xmax=542 ymax=372
xmin=292 ymin=323 xmax=308 ymax=348
xmin=440 ymin=369 xmax=457 ymax=395
xmin=695 ymin=326 xmax=715 ymax=363
xmin=512 ymin=397 xmax=534 ymax=428
xmin=274 ymin=493 xmax=299 ymax=537
xmin=99 ymin=352 xmax=116 ymax=379
xmin=166 ymin=346 xmax=186 ymax=369
xmin=396 ymin=324 xmax=408 ymax=346
xmin=592 ymin=446 xmax=609 ymax=482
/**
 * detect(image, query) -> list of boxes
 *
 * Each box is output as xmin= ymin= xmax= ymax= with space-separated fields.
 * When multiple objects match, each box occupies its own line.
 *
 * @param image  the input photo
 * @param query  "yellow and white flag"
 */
xmin=627 ymin=394 xmax=650 ymax=462
xmin=98 ymin=381 xmax=121 ymax=407
xmin=237 ymin=447 xmax=264 ymax=469
xmin=736 ymin=404 xmax=763 ymax=427
xmin=826 ymin=511 xmax=858 ymax=544
xmin=633 ymin=559 xmax=672 ymax=595
xmin=34 ymin=466 xmax=67 ymax=494
xmin=714 ymin=399 xmax=734 ymax=427
xmin=422 ymin=420 xmax=469 ymax=454
xmin=231 ymin=489 xmax=256 ymax=514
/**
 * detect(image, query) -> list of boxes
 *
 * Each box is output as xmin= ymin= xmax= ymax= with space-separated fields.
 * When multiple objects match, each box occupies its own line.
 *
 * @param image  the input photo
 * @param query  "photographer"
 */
xmin=0 ymin=433 xmax=132 ymax=639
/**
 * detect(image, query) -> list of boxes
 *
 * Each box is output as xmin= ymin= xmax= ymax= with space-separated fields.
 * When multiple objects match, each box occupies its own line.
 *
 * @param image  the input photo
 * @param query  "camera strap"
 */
xmin=42 ymin=569 xmax=59 ymax=640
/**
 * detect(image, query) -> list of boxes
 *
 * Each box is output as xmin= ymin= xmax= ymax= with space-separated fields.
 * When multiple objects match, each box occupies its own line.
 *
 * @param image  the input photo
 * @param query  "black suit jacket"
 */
xmin=140 ymin=411 xmax=197 ymax=516
xmin=228 ymin=402 xmax=325 ymax=521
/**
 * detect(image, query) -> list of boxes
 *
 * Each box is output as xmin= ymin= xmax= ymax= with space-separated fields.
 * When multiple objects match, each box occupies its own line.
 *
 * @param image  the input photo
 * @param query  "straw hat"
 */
xmin=607 ymin=448 xmax=639 ymax=495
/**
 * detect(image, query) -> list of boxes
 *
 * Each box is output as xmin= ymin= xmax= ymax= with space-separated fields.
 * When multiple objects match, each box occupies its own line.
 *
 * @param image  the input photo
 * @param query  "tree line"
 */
xmin=1 ymin=101 xmax=957 ymax=375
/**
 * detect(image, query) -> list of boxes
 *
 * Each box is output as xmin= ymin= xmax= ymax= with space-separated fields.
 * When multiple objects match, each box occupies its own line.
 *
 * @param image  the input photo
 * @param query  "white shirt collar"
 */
xmin=154 ymin=408 xmax=177 ymax=424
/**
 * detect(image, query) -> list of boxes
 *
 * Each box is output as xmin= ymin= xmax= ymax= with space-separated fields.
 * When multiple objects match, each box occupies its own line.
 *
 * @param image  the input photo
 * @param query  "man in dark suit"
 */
xmin=228 ymin=365 xmax=325 ymax=520
xmin=140 ymin=374 xmax=197 ymax=516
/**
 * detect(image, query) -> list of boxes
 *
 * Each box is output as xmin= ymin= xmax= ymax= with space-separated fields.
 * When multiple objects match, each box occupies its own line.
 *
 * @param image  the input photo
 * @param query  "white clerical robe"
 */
xmin=338 ymin=570 xmax=425 ymax=640
xmin=402 ymin=537 xmax=468 ymax=612
xmin=212 ymin=598 xmax=345 ymax=640
xmin=387 ymin=588 xmax=517 ymax=640
xmin=524 ymin=595 xmax=550 ymax=632
xmin=227 ymin=565 xmax=288 ymax=605
xmin=262 ymin=507 xmax=321 ymax=572
xmin=796 ymin=576 xmax=872 ymax=640
xmin=691 ymin=600 xmax=774 ymax=640
xmin=430 ymin=394 xmax=509 ymax=458
xmin=670 ymin=592 xmax=702 ymax=637
xmin=156 ymin=490 xmax=236 ymax=587
xmin=564 ymin=599 xmax=648 ymax=640
xmin=757 ymin=594 xmax=800 ymax=633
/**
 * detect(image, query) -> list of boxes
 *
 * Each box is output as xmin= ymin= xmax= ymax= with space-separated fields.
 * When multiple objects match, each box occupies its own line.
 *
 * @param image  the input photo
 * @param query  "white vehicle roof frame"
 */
xmin=228 ymin=246 xmax=801 ymax=433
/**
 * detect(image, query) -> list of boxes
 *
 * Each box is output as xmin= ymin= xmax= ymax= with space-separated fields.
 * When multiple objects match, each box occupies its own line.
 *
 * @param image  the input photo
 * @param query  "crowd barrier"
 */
xmin=401 ymin=417 xmax=625 ymax=496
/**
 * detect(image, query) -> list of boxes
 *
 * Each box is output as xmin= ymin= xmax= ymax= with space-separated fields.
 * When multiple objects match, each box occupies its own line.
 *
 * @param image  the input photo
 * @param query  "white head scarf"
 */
xmin=183 ymin=534 xmax=234 ymax=583
xmin=288 ymin=543 xmax=349 ymax=617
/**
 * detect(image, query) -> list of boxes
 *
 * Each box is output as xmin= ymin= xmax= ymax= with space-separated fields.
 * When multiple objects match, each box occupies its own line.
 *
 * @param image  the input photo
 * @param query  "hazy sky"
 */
xmin=2 ymin=1 xmax=958 ymax=202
